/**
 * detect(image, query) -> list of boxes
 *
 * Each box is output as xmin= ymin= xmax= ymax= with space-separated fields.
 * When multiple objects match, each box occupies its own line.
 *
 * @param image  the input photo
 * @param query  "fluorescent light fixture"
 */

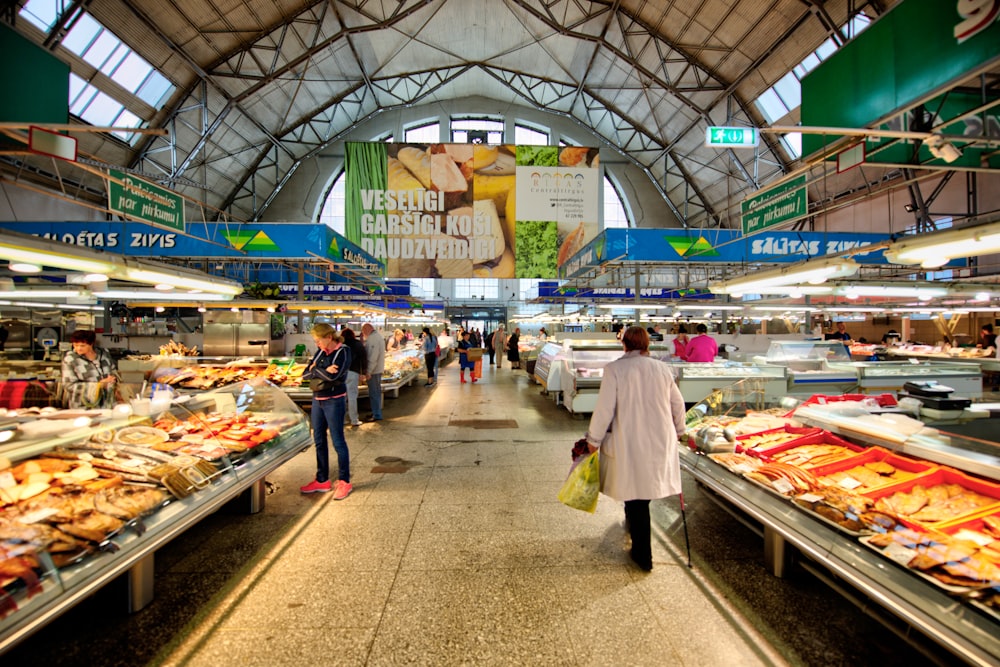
xmin=198 ymin=306 xmax=207 ymax=313
xmin=711 ymin=258 xmax=858 ymax=295
xmin=0 ymin=287 xmax=90 ymax=299
xmin=675 ymin=304 xmax=744 ymax=311
xmin=596 ymin=303 xmax=669 ymax=309
xmin=154 ymin=283 xmax=174 ymax=291
xmin=9 ymin=262 xmax=42 ymax=273
xmin=836 ymin=285 xmax=948 ymax=299
xmin=94 ymin=290 xmax=233 ymax=301
xmin=822 ymin=306 xmax=887 ymax=313
xmin=884 ymin=221 xmax=1000 ymax=269
xmin=0 ymin=229 xmax=243 ymax=296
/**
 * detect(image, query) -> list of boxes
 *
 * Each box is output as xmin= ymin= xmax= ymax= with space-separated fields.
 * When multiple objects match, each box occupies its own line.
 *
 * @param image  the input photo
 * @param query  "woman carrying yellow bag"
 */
xmin=557 ymin=450 xmax=600 ymax=513
xmin=582 ymin=326 xmax=686 ymax=572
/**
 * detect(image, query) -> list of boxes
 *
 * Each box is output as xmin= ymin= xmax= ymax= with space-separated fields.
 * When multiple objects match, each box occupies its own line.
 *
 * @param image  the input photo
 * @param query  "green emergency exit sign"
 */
xmin=705 ymin=126 xmax=759 ymax=148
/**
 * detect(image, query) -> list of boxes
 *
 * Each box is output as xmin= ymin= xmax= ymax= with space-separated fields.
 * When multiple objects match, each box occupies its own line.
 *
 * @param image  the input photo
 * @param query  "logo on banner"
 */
xmin=221 ymin=230 xmax=280 ymax=251
xmin=955 ymin=0 xmax=1000 ymax=43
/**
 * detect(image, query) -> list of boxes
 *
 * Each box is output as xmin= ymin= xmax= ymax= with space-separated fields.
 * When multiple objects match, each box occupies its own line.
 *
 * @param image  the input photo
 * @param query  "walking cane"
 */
xmin=679 ymin=492 xmax=692 ymax=568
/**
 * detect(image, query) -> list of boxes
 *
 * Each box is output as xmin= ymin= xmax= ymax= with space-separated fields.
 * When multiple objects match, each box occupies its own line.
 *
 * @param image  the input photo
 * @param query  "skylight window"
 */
xmin=18 ymin=0 xmax=174 ymax=143
xmin=754 ymin=12 xmax=872 ymax=134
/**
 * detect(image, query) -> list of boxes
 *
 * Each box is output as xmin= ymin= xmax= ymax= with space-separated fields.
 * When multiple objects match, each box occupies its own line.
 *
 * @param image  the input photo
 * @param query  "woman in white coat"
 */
xmin=585 ymin=326 xmax=686 ymax=571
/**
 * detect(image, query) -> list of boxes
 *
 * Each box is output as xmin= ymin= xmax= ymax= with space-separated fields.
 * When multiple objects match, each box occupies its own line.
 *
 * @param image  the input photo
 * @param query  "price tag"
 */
xmin=882 ymin=541 xmax=915 ymax=566
xmin=0 ymin=471 xmax=15 ymax=489
xmin=121 ymin=458 xmax=147 ymax=469
xmin=837 ymin=476 xmax=863 ymax=490
xmin=771 ymin=478 xmax=796 ymax=495
xmin=797 ymin=492 xmax=824 ymax=504
xmin=732 ymin=463 xmax=755 ymax=474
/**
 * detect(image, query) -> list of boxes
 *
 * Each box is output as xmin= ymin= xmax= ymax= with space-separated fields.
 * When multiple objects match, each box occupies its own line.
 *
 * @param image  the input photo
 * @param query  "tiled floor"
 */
xmin=5 ymin=361 xmax=951 ymax=666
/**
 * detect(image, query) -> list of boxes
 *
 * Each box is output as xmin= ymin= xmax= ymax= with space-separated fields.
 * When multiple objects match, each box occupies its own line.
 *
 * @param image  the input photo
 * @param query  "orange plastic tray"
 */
xmin=863 ymin=467 xmax=1000 ymax=526
xmin=809 ymin=447 xmax=937 ymax=492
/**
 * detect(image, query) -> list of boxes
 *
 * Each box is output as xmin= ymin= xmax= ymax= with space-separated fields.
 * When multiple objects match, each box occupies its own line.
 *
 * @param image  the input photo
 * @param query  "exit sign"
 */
xmin=705 ymin=126 xmax=759 ymax=148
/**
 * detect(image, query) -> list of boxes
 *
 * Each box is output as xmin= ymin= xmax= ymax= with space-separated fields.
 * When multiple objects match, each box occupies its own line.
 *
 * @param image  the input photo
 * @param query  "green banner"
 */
xmin=801 ymin=0 xmax=1000 ymax=157
xmin=741 ymin=175 xmax=808 ymax=235
xmin=108 ymin=169 xmax=184 ymax=231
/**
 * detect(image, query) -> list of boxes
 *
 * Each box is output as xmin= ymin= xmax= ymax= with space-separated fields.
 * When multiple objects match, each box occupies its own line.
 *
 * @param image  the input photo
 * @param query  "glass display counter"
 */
xmin=0 ymin=382 xmax=310 ymax=653
xmin=534 ymin=342 xmax=570 ymax=403
xmin=846 ymin=361 xmax=984 ymax=399
xmin=671 ymin=362 xmax=787 ymax=405
xmin=680 ymin=388 xmax=1000 ymax=665
xmin=753 ymin=339 xmax=859 ymax=396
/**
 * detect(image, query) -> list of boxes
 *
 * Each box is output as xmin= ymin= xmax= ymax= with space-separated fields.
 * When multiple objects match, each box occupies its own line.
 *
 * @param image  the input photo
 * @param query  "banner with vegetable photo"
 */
xmin=513 ymin=146 xmax=600 ymax=279
xmin=345 ymin=141 xmax=515 ymax=278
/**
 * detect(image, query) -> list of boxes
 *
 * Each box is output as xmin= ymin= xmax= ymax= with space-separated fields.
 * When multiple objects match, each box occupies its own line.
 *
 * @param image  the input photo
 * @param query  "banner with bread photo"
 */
xmin=344 ymin=142 xmax=599 ymax=279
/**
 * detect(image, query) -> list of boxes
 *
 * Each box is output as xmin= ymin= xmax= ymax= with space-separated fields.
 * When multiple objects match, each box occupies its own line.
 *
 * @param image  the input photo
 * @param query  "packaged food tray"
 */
xmin=734 ymin=425 xmax=822 ymax=454
xmin=750 ymin=430 xmax=867 ymax=468
xmin=809 ymin=447 xmax=937 ymax=493
xmin=863 ymin=468 xmax=1000 ymax=527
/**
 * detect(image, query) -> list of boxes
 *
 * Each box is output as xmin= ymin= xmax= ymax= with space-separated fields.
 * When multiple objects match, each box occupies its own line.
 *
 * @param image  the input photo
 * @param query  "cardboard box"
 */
xmin=466 ymin=347 xmax=484 ymax=361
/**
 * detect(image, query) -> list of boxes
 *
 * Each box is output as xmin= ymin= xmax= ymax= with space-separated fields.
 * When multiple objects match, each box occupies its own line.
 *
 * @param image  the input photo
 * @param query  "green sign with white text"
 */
xmin=741 ymin=175 xmax=807 ymax=235
xmin=109 ymin=169 xmax=184 ymax=231
xmin=705 ymin=126 xmax=758 ymax=148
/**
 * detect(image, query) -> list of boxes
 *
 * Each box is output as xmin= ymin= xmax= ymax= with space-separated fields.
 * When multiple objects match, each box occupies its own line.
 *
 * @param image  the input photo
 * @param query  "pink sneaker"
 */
xmin=300 ymin=479 xmax=332 ymax=494
xmin=333 ymin=480 xmax=353 ymax=500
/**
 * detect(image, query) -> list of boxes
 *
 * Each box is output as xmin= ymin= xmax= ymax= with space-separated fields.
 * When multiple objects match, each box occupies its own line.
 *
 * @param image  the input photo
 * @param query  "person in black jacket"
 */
xmin=484 ymin=328 xmax=495 ymax=366
xmin=341 ymin=327 xmax=367 ymax=428
xmin=300 ymin=323 xmax=353 ymax=499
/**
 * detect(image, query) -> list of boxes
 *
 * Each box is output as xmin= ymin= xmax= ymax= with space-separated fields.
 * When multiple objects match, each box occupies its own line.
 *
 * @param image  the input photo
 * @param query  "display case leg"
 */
xmin=127 ymin=553 xmax=155 ymax=613
xmin=763 ymin=525 xmax=790 ymax=578
xmin=247 ymin=478 xmax=267 ymax=514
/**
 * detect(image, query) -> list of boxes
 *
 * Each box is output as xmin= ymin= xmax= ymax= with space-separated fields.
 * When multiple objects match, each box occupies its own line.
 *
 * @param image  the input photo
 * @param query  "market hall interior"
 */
xmin=4 ymin=361 xmax=945 ymax=667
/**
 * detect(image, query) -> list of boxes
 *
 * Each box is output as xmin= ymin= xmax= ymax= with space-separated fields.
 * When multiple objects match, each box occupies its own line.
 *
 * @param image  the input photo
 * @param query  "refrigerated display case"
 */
xmin=753 ymin=339 xmax=859 ymax=396
xmin=534 ymin=342 xmax=570 ymax=403
xmin=680 ymin=388 xmax=1000 ymax=666
xmin=672 ymin=362 xmax=787 ymax=405
xmin=0 ymin=382 xmax=310 ymax=653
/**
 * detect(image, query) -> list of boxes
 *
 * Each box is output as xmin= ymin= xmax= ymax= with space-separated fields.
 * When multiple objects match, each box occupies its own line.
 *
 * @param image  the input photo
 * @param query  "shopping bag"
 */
xmin=472 ymin=359 xmax=482 ymax=379
xmin=557 ymin=451 xmax=600 ymax=513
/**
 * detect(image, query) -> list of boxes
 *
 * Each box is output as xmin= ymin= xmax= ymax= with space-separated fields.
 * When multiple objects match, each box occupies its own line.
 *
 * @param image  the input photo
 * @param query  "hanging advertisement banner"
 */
xmin=740 ymin=175 xmax=808 ymax=235
xmin=108 ymin=169 xmax=185 ymax=231
xmin=343 ymin=142 xmax=600 ymax=279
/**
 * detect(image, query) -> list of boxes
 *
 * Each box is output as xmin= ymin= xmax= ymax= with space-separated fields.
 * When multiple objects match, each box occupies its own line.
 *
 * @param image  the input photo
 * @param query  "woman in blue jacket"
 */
xmin=300 ymin=323 xmax=353 ymax=499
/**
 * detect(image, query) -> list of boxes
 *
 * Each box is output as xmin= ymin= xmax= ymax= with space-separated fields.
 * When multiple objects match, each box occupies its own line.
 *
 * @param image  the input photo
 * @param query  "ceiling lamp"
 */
xmin=835 ymin=285 xmax=948 ymax=299
xmin=924 ymin=134 xmax=962 ymax=163
xmin=711 ymin=258 xmax=858 ymax=295
xmin=9 ymin=262 xmax=42 ymax=273
xmin=884 ymin=221 xmax=1000 ymax=269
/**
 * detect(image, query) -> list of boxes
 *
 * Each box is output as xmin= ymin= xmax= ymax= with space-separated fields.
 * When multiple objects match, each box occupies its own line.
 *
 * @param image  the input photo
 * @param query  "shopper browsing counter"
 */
xmin=683 ymin=324 xmax=718 ymax=362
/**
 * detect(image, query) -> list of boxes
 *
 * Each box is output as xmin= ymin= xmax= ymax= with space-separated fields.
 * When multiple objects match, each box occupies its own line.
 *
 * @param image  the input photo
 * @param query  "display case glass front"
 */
xmin=0 ymin=382 xmax=310 ymax=650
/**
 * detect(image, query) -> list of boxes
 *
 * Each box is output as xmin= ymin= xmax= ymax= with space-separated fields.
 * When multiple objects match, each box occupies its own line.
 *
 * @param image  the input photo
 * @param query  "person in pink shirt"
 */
xmin=684 ymin=323 xmax=718 ymax=362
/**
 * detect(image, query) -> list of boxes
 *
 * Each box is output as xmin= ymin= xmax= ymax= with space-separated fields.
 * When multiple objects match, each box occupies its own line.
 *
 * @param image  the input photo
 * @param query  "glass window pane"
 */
xmin=99 ymin=43 xmax=129 ymax=78
xmin=404 ymin=123 xmax=439 ymax=143
xmin=81 ymin=30 xmax=118 ymax=70
xmin=121 ymin=59 xmax=154 ymax=96
xmin=61 ymin=12 xmax=101 ymax=55
xmin=815 ymin=38 xmax=837 ymax=61
xmin=111 ymin=108 xmax=141 ymax=141
xmin=320 ymin=172 xmax=346 ymax=233
xmin=70 ymin=81 xmax=98 ymax=116
xmin=782 ymin=132 xmax=802 ymax=159
xmin=452 ymin=130 xmax=469 ymax=143
xmin=798 ymin=53 xmax=821 ymax=74
xmin=515 ymin=125 xmax=549 ymax=145
xmin=755 ymin=88 xmax=787 ymax=124
xmin=81 ymin=90 xmax=122 ymax=126
xmin=603 ymin=177 xmax=630 ymax=228
xmin=136 ymin=71 xmax=173 ymax=107
xmin=772 ymin=72 xmax=801 ymax=110
xmin=19 ymin=0 xmax=60 ymax=31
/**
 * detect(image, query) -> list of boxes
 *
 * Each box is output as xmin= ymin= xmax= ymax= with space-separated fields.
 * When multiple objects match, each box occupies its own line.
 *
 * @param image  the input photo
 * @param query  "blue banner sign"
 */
xmin=0 ymin=221 xmax=384 ymax=277
xmin=557 ymin=228 xmax=962 ymax=280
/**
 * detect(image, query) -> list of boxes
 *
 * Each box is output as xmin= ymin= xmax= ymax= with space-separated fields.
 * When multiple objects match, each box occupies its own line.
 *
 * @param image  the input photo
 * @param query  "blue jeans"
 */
xmin=311 ymin=395 xmax=350 ymax=483
xmin=346 ymin=370 xmax=360 ymax=425
xmin=367 ymin=373 xmax=383 ymax=419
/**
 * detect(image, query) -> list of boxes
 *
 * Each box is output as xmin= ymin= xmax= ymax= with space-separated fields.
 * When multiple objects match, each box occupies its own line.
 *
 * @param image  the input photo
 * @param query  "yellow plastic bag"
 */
xmin=557 ymin=451 xmax=600 ymax=513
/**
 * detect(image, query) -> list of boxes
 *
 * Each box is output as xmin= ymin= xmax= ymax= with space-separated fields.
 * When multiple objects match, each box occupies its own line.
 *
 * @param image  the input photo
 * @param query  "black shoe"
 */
xmin=362 ymin=414 xmax=381 ymax=422
xmin=629 ymin=550 xmax=652 ymax=572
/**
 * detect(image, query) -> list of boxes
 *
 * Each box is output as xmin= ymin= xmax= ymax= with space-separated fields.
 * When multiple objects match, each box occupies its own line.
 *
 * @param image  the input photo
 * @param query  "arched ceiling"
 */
xmin=5 ymin=0 xmax=895 ymax=228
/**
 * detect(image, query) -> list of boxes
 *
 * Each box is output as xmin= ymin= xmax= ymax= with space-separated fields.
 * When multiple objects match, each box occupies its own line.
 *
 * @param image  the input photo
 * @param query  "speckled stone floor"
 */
xmin=4 ymin=361 xmax=957 ymax=666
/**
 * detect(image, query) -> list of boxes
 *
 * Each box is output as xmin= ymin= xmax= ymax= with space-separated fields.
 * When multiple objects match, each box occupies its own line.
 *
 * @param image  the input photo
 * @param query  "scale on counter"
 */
xmin=899 ymin=380 xmax=972 ymax=411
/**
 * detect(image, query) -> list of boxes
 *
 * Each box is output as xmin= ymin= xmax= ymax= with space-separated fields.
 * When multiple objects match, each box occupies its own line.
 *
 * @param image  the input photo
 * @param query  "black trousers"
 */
xmin=624 ymin=499 xmax=652 ymax=568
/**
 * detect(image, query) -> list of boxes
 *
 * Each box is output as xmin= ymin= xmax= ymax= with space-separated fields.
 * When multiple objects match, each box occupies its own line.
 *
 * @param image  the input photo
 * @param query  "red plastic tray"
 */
xmin=749 ymin=431 xmax=867 ymax=469
xmin=863 ymin=467 xmax=1000 ymax=526
xmin=809 ymin=447 xmax=938 ymax=492
xmin=733 ymin=425 xmax=821 ymax=454
xmin=799 ymin=393 xmax=898 ymax=407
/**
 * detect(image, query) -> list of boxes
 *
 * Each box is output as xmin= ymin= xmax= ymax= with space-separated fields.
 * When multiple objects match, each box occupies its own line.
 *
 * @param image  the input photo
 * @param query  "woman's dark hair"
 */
xmin=69 ymin=329 xmax=97 ymax=345
xmin=696 ymin=323 xmax=708 ymax=334
xmin=621 ymin=326 xmax=649 ymax=352
xmin=341 ymin=328 xmax=356 ymax=342
xmin=677 ymin=324 xmax=688 ymax=334
xmin=422 ymin=327 xmax=432 ymax=337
